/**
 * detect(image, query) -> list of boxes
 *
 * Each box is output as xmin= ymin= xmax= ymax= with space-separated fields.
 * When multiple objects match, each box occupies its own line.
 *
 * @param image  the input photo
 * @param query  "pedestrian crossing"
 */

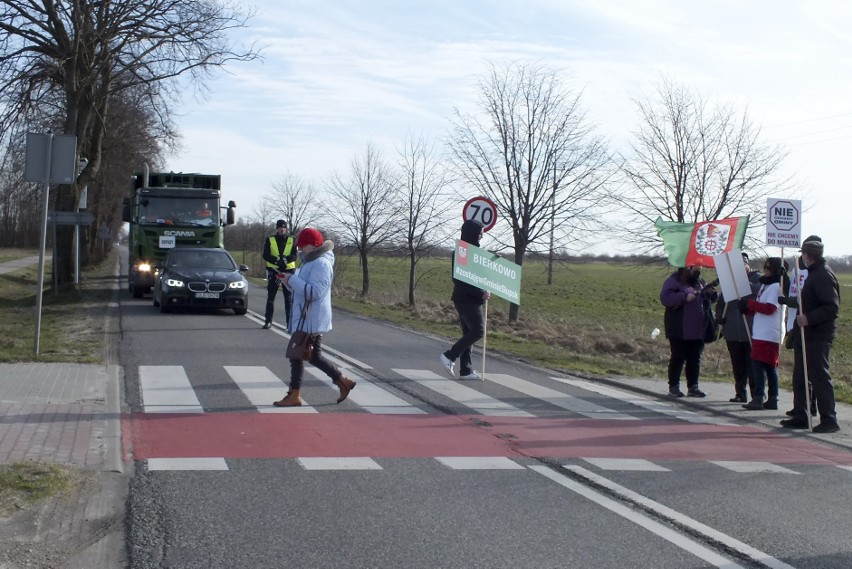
xmin=137 ymin=364 xmax=709 ymax=422
xmin=142 ymin=455 xmax=852 ymax=474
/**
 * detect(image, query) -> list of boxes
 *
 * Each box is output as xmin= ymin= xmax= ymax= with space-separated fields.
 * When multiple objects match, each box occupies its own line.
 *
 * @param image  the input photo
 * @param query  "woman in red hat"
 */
xmin=272 ymin=227 xmax=356 ymax=406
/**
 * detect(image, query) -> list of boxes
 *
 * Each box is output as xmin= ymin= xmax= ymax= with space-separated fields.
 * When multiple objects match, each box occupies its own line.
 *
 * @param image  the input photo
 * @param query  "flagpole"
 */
xmin=481 ymin=298 xmax=488 ymax=381
xmin=798 ymin=276 xmax=813 ymax=432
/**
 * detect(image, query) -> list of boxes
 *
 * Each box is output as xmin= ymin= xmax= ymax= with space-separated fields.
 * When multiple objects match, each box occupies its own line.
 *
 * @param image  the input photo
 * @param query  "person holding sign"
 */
xmin=780 ymin=239 xmax=841 ymax=433
xmin=439 ymin=219 xmax=491 ymax=380
xmin=738 ymin=257 xmax=788 ymax=410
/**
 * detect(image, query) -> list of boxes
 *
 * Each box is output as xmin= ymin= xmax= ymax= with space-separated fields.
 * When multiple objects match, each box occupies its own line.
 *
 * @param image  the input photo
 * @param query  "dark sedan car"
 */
xmin=153 ymin=248 xmax=249 ymax=315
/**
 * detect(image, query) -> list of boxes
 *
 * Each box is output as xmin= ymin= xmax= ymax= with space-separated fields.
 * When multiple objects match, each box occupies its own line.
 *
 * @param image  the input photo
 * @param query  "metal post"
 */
xmin=33 ymin=134 xmax=53 ymax=355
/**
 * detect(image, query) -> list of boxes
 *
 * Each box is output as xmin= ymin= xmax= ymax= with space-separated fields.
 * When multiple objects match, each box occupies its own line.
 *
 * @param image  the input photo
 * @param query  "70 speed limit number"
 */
xmin=462 ymin=196 xmax=498 ymax=232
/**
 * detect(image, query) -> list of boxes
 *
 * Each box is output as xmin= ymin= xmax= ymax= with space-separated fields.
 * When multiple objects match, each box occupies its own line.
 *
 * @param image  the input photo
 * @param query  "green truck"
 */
xmin=122 ymin=171 xmax=236 ymax=298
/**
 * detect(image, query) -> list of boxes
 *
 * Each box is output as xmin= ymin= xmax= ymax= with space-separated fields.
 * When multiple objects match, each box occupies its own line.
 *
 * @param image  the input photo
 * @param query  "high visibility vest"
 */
xmin=266 ymin=235 xmax=296 ymax=270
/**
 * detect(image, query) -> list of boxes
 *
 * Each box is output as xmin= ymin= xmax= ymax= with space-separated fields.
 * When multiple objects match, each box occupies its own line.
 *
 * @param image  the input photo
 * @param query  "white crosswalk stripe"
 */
xmin=486 ymin=373 xmax=636 ymax=420
xmin=392 ymin=368 xmax=533 ymax=417
xmin=224 ymin=366 xmax=318 ymax=413
xmin=710 ymin=461 xmax=801 ymax=474
xmin=140 ymin=365 xmax=203 ymax=413
xmin=303 ymin=367 xmax=425 ymax=414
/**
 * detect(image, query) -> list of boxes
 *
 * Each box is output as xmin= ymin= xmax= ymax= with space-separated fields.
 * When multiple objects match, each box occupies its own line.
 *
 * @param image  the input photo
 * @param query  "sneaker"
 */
xmin=812 ymin=422 xmax=840 ymax=434
xmin=780 ymin=418 xmax=809 ymax=429
xmin=729 ymin=395 xmax=747 ymax=403
xmin=786 ymin=406 xmax=817 ymax=417
xmin=687 ymin=388 xmax=706 ymax=398
xmin=262 ymin=322 xmax=272 ymax=329
xmin=439 ymin=353 xmax=455 ymax=376
xmin=668 ymin=388 xmax=684 ymax=397
xmin=763 ymin=400 xmax=778 ymax=410
xmin=459 ymin=370 xmax=481 ymax=380
xmin=742 ymin=400 xmax=764 ymax=410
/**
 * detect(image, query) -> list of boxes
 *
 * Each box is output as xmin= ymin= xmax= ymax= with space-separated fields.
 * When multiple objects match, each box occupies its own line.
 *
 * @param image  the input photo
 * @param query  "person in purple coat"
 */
xmin=660 ymin=265 xmax=717 ymax=397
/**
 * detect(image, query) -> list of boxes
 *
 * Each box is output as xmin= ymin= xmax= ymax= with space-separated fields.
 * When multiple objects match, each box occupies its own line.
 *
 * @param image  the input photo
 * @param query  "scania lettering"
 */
xmin=122 ymin=169 xmax=236 ymax=298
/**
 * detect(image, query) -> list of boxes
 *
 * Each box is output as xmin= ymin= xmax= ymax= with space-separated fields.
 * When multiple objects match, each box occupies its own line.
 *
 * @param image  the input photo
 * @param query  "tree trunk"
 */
xmin=360 ymin=248 xmax=370 ymax=297
xmin=408 ymin=249 xmax=416 ymax=307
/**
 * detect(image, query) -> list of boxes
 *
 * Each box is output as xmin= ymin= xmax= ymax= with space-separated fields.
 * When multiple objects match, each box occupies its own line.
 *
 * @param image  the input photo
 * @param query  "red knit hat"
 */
xmin=296 ymin=227 xmax=324 ymax=248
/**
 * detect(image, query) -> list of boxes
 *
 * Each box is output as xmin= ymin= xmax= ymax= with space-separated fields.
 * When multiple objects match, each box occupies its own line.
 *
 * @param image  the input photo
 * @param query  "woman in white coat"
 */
xmin=739 ymin=257 xmax=789 ymax=410
xmin=272 ymin=228 xmax=356 ymax=407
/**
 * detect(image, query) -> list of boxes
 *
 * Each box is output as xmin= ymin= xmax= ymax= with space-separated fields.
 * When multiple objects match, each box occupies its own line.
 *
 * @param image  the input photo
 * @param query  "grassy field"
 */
xmin=0 ymin=249 xmax=111 ymax=363
xmin=240 ymin=249 xmax=851 ymax=402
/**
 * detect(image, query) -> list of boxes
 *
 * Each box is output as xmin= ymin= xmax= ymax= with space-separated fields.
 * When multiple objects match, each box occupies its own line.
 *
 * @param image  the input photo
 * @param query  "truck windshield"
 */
xmin=139 ymin=197 xmax=218 ymax=227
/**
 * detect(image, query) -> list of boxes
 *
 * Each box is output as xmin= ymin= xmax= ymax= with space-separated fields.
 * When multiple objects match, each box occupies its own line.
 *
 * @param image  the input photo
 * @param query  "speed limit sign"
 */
xmin=462 ymin=196 xmax=498 ymax=232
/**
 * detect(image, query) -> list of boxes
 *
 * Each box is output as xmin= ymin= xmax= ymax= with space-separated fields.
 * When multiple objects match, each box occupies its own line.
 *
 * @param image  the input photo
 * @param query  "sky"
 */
xmin=166 ymin=0 xmax=852 ymax=257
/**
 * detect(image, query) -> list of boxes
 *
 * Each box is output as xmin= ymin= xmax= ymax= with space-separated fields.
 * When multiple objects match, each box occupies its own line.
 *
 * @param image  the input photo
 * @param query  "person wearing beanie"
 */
xmin=261 ymin=220 xmax=297 ymax=330
xmin=272 ymin=228 xmax=356 ymax=407
xmin=780 ymin=237 xmax=841 ymax=433
xmin=439 ymin=219 xmax=492 ymax=380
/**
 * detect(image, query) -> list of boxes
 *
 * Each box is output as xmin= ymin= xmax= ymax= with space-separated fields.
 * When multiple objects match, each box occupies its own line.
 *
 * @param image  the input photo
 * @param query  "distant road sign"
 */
xmin=462 ymin=196 xmax=498 ymax=232
xmin=47 ymin=211 xmax=93 ymax=225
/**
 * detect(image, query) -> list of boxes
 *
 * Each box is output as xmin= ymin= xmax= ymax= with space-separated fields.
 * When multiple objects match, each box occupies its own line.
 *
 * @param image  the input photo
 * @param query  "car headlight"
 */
xmin=229 ymin=280 xmax=247 ymax=289
xmin=137 ymin=262 xmax=152 ymax=272
xmin=165 ymin=278 xmax=185 ymax=287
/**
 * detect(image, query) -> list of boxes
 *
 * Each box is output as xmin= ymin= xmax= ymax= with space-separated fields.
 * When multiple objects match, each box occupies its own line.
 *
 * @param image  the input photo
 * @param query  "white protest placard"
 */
xmin=766 ymin=198 xmax=802 ymax=247
xmin=713 ymin=248 xmax=752 ymax=301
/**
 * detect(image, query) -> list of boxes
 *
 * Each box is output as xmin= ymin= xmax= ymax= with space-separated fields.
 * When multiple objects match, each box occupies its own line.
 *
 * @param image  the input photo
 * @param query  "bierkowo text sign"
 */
xmin=454 ymin=241 xmax=522 ymax=304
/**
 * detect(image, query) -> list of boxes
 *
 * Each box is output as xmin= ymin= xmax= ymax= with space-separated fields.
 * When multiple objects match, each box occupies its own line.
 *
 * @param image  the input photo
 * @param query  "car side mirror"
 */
xmin=238 ymin=264 xmax=249 ymax=272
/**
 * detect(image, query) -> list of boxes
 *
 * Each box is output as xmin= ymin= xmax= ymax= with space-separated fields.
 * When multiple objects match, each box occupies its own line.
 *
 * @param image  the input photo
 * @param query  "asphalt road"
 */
xmin=119 ymin=279 xmax=852 ymax=569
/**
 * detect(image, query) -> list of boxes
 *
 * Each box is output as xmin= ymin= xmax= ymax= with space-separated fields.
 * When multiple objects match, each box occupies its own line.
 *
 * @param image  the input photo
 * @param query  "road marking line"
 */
xmin=485 ymin=373 xmax=636 ymax=420
xmin=548 ymin=465 xmax=795 ymax=569
xmin=140 ymin=365 xmax=203 ymax=413
xmin=224 ymin=366 xmax=318 ymax=413
xmin=711 ymin=461 xmax=800 ymax=474
xmin=297 ymin=457 xmax=382 ymax=470
xmin=304 ymin=368 xmax=425 ymax=414
xmin=436 ymin=456 xmax=524 ymax=470
xmin=582 ymin=458 xmax=670 ymax=471
xmin=552 ymin=377 xmax=732 ymax=425
xmin=840 ymin=466 xmax=852 ymax=472
xmin=147 ymin=457 xmax=228 ymax=471
xmin=393 ymin=369 xmax=532 ymax=417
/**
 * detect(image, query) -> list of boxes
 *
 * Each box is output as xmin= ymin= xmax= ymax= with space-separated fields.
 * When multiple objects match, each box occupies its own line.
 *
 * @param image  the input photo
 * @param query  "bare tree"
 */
xmin=325 ymin=143 xmax=401 ymax=296
xmin=614 ymin=79 xmax=793 ymax=250
xmin=447 ymin=61 xmax=610 ymax=322
xmin=0 ymin=0 xmax=259 ymax=283
xmin=397 ymin=131 xmax=453 ymax=307
xmin=263 ymin=172 xmax=321 ymax=234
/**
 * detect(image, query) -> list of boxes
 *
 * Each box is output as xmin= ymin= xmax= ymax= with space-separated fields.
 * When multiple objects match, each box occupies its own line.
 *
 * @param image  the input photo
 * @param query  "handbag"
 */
xmin=285 ymin=285 xmax=314 ymax=360
xmin=286 ymin=331 xmax=314 ymax=360
xmin=702 ymin=297 xmax=719 ymax=343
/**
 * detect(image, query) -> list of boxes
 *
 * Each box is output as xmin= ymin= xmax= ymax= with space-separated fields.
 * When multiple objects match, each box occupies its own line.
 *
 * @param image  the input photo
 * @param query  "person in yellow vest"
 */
xmin=262 ymin=220 xmax=297 ymax=329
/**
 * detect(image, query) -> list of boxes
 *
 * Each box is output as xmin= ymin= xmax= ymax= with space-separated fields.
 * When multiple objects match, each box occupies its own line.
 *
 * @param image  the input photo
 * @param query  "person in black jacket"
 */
xmin=780 ymin=238 xmax=841 ymax=433
xmin=439 ymin=219 xmax=491 ymax=380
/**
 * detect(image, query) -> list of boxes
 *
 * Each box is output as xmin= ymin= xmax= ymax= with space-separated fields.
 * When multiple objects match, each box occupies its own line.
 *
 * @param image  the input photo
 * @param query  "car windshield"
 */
xmin=167 ymin=251 xmax=236 ymax=270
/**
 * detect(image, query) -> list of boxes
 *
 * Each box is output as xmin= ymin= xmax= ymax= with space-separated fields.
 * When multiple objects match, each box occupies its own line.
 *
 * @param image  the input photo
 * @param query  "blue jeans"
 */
xmin=751 ymin=359 xmax=778 ymax=401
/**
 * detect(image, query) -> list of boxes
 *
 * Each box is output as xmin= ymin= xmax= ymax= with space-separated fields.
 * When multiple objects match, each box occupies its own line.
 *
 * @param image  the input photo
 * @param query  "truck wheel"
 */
xmin=132 ymin=285 xmax=145 ymax=298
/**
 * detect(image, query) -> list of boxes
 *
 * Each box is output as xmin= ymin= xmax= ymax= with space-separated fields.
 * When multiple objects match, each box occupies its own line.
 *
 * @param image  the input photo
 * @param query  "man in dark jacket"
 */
xmin=716 ymin=252 xmax=761 ymax=402
xmin=439 ymin=219 xmax=491 ymax=380
xmin=261 ymin=220 xmax=297 ymax=330
xmin=781 ymin=238 xmax=841 ymax=433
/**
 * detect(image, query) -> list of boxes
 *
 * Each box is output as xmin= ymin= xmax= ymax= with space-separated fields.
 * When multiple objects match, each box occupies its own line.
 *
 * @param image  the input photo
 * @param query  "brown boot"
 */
xmin=273 ymin=389 xmax=302 ymax=407
xmin=336 ymin=375 xmax=357 ymax=404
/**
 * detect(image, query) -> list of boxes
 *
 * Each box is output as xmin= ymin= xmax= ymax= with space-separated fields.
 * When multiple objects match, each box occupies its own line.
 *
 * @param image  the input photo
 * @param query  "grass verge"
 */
xmin=0 ymin=462 xmax=80 ymax=517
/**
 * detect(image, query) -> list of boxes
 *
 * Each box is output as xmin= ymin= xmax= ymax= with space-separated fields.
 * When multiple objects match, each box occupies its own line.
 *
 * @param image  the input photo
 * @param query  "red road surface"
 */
xmin=123 ymin=413 xmax=852 ymax=465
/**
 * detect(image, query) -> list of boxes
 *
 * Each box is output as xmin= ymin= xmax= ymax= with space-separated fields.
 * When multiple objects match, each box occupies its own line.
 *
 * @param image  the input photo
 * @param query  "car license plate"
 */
xmin=195 ymin=292 xmax=220 ymax=299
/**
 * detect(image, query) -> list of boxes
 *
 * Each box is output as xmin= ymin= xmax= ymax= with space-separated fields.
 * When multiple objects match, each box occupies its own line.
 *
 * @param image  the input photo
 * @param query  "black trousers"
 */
xmin=667 ymin=339 xmax=704 ymax=389
xmin=725 ymin=340 xmax=754 ymax=399
xmin=446 ymin=301 xmax=485 ymax=376
xmin=265 ymin=268 xmax=293 ymax=326
xmin=791 ymin=340 xmax=837 ymax=423
xmin=289 ymin=335 xmax=343 ymax=390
